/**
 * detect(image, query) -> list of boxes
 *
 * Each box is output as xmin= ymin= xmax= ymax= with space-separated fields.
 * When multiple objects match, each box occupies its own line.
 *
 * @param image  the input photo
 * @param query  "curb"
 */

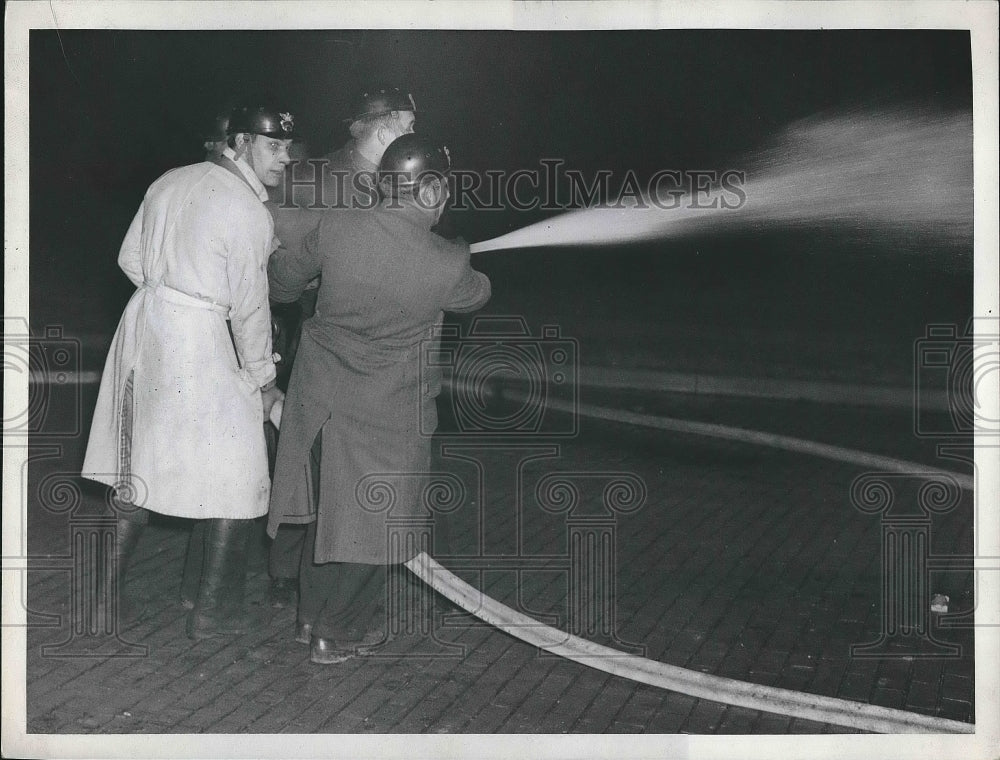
xmin=23 ymin=325 xmax=948 ymax=413
xmin=26 ymin=362 xmax=949 ymax=415
xmin=577 ymin=365 xmax=949 ymax=412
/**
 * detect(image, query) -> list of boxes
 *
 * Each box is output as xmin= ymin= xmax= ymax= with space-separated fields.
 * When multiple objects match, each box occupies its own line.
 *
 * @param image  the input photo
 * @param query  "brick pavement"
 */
xmin=20 ymin=383 xmax=976 ymax=735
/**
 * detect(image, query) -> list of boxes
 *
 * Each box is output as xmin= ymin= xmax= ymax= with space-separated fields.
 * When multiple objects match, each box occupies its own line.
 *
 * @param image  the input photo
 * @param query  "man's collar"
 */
xmin=383 ymin=197 xmax=439 ymax=230
xmin=221 ymin=147 xmax=269 ymax=202
xmin=324 ymin=140 xmax=378 ymax=173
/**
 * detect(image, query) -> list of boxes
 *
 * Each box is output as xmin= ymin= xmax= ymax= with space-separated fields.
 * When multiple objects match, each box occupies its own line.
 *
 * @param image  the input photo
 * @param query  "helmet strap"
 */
xmin=236 ymin=134 xmax=256 ymax=172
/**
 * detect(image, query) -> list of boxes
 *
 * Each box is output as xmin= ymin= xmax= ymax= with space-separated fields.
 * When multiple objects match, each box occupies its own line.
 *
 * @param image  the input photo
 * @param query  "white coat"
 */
xmin=82 ymin=150 xmax=277 ymax=519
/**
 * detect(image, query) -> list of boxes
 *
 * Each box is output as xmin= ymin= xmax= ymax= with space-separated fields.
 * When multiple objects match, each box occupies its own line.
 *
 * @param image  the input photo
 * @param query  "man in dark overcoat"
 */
xmin=264 ymin=87 xmax=419 ymax=606
xmin=267 ymin=133 xmax=491 ymax=664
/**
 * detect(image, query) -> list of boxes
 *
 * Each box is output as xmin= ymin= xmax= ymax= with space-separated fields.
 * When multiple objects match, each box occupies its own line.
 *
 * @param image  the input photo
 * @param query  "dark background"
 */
xmin=28 ymin=29 xmax=974 ymax=383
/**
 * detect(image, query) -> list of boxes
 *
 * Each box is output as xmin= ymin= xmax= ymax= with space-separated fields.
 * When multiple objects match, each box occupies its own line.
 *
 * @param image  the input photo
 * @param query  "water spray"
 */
xmin=470 ymin=107 xmax=972 ymax=254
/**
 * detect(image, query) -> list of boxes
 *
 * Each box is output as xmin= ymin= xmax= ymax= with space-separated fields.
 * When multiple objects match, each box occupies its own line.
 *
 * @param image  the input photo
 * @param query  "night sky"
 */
xmin=28 ymin=29 xmax=973 ymax=337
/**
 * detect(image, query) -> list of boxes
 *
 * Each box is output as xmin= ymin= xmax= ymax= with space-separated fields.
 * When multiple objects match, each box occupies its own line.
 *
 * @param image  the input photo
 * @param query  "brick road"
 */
xmin=19 ymin=379 xmax=975 ymax=735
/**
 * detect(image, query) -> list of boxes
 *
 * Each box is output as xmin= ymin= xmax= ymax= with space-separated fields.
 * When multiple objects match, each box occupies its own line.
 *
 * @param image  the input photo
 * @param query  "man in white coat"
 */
xmin=82 ymin=104 xmax=291 ymax=638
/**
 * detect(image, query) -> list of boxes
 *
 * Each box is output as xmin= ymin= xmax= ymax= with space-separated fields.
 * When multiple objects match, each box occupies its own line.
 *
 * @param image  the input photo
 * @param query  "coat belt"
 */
xmin=145 ymin=282 xmax=229 ymax=316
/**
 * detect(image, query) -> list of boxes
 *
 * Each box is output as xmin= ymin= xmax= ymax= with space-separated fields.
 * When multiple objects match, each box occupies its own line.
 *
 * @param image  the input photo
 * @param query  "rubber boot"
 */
xmin=186 ymin=518 xmax=260 ymax=640
xmin=179 ymin=521 xmax=207 ymax=609
xmin=113 ymin=516 xmax=147 ymax=625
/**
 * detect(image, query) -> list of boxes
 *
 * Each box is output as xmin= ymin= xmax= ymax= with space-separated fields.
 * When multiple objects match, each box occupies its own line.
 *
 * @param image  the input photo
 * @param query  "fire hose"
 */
xmin=272 ymin=382 xmax=975 ymax=732
xmin=404 ymin=551 xmax=973 ymax=734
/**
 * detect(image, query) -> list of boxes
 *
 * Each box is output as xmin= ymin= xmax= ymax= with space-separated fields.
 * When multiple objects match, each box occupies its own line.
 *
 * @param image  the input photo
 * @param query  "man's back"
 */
xmin=269 ymin=198 xmax=489 ymax=417
xmin=320 ymin=141 xmax=378 ymax=210
xmin=307 ymin=204 xmax=471 ymax=347
xmin=131 ymin=162 xmax=272 ymax=305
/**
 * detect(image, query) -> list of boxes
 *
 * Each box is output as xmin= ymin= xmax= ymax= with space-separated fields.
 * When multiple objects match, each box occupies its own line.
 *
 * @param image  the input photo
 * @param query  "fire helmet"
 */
xmin=227 ymin=105 xmax=295 ymax=139
xmin=378 ymin=134 xmax=451 ymax=194
xmin=202 ymin=112 xmax=230 ymax=142
xmin=345 ymin=86 xmax=416 ymax=124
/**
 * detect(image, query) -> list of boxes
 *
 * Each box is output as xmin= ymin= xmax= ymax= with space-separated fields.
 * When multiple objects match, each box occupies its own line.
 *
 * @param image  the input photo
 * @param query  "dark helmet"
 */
xmin=227 ymin=105 xmax=295 ymax=139
xmin=345 ymin=86 xmax=416 ymax=124
xmin=201 ymin=112 xmax=230 ymax=142
xmin=378 ymin=134 xmax=451 ymax=195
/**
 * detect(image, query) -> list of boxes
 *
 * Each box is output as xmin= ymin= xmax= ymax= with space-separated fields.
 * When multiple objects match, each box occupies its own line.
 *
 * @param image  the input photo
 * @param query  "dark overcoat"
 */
xmin=266 ymin=141 xmax=379 ymax=384
xmin=270 ymin=138 xmax=380 ymax=230
xmin=266 ymin=202 xmax=491 ymax=563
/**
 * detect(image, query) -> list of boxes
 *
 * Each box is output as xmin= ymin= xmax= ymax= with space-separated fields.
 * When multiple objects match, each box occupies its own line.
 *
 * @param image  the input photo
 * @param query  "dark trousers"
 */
xmin=269 ymin=524 xmax=306 ymax=578
xmin=292 ymin=415 xmax=386 ymax=641
xmin=298 ymin=521 xmax=385 ymax=641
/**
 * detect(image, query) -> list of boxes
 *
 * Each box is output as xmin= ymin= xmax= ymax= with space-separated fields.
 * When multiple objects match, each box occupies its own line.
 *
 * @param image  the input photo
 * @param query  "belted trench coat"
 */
xmin=82 ymin=151 xmax=277 ymax=519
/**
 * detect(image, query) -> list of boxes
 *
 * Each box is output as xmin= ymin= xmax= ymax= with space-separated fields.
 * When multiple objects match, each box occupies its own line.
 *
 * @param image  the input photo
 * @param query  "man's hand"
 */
xmin=261 ymin=385 xmax=284 ymax=421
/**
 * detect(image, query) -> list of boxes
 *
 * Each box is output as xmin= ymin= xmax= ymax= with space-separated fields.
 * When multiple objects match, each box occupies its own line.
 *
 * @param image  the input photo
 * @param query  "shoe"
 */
xmin=332 ymin=628 xmax=385 ymax=657
xmin=354 ymin=628 xmax=385 ymax=654
xmin=295 ymin=622 xmax=312 ymax=645
xmin=269 ymin=577 xmax=297 ymax=609
xmin=309 ymin=636 xmax=353 ymax=665
xmin=186 ymin=519 xmax=261 ymax=640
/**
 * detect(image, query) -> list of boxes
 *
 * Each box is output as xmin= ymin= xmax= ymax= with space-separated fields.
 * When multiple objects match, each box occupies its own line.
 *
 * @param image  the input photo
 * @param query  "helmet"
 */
xmin=378 ymin=134 xmax=451 ymax=194
xmin=227 ymin=105 xmax=295 ymax=139
xmin=345 ymin=86 xmax=416 ymax=124
xmin=202 ymin=112 xmax=230 ymax=142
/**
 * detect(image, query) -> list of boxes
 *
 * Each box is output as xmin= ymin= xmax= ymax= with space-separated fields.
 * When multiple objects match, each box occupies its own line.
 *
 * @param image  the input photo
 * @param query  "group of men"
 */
xmin=82 ymin=87 xmax=492 ymax=664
